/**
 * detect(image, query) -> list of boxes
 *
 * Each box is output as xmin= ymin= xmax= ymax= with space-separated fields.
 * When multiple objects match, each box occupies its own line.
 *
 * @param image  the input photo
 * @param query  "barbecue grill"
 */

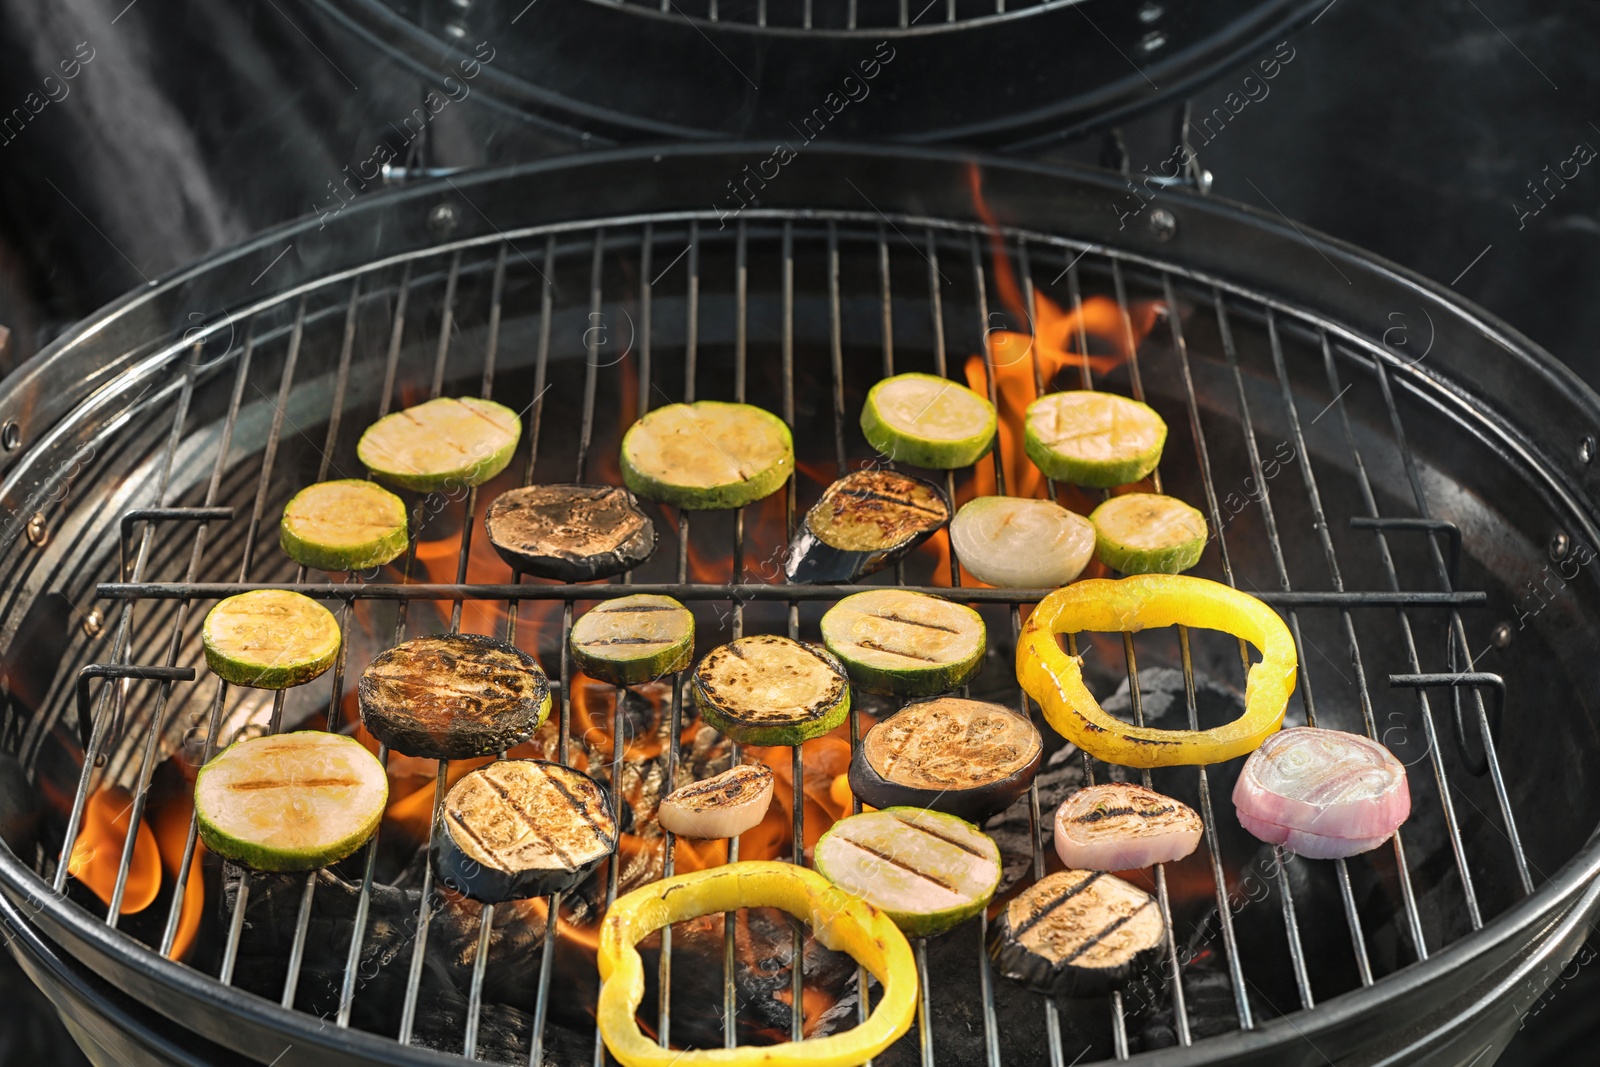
xmin=1 ymin=144 xmax=1598 ymax=1067
xmin=308 ymin=0 xmax=1324 ymax=147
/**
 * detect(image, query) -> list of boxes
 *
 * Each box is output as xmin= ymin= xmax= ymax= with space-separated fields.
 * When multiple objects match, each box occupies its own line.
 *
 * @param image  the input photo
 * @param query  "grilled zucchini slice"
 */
xmin=436 ymin=760 xmax=616 ymax=902
xmin=570 ymin=594 xmax=694 ymax=686
xmin=691 ymin=635 xmax=850 ymax=746
xmin=820 ymin=589 xmax=986 ymax=697
xmin=849 ymin=697 xmax=1042 ymax=823
xmin=279 ymin=479 xmax=409 ymax=572
xmin=202 ymin=590 xmax=341 ymax=689
xmin=1024 ymin=391 xmax=1167 ymax=488
xmin=358 ymin=633 xmax=552 ymax=759
xmin=814 ymin=808 xmax=1002 ymax=937
xmin=484 ymin=484 xmax=655 ymax=581
xmin=620 ymin=401 xmax=793 ymax=510
xmin=860 ymin=373 xmax=997 ymax=469
xmin=786 ymin=469 xmax=949 ymax=584
xmin=357 ymin=396 xmax=522 ymax=493
xmin=1090 ymin=493 xmax=1207 ymax=574
xmin=195 ymin=731 xmax=387 ymax=872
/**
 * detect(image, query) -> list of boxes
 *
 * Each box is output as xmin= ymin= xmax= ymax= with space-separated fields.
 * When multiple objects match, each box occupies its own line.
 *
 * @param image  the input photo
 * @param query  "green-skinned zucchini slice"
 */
xmin=570 ymin=594 xmax=694 ymax=686
xmin=1090 ymin=493 xmax=1207 ymax=574
xmin=279 ymin=479 xmax=409 ymax=572
xmin=357 ymin=396 xmax=522 ymax=493
xmin=620 ymin=401 xmax=793 ymax=510
xmin=202 ymin=590 xmax=341 ymax=690
xmin=691 ymin=635 xmax=849 ymax=746
xmin=195 ymin=731 xmax=387 ymax=872
xmin=860 ymin=373 xmax=997 ymax=469
xmin=1023 ymin=391 xmax=1167 ymax=488
xmin=814 ymin=807 xmax=1002 ymax=937
xmin=819 ymin=589 xmax=985 ymax=697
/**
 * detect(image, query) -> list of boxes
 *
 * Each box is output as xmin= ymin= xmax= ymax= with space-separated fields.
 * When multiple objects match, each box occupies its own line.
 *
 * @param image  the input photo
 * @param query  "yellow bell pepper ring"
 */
xmin=1017 ymin=574 xmax=1298 ymax=768
xmin=597 ymin=860 xmax=918 ymax=1067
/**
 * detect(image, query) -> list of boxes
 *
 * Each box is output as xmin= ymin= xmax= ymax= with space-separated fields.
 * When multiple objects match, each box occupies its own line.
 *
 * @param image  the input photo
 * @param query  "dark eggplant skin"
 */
xmin=785 ymin=470 xmax=948 ymax=584
xmin=485 ymin=484 xmax=655 ymax=582
xmin=359 ymin=633 xmax=551 ymax=760
xmin=848 ymin=698 xmax=1041 ymax=824
xmin=435 ymin=760 xmax=616 ymax=903
xmin=987 ymin=870 xmax=1165 ymax=997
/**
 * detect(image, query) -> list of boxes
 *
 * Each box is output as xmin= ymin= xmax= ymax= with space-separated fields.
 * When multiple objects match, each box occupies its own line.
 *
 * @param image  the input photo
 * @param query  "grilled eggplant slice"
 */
xmin=436 ymin=760 xmax=616 ymax=902
xmin=569 ymin=594 xmax=695 ymax=686
xmin=357 ymin=396 xmax=522 ymax=493
xmin=1053 ymin=783 xmax=1203 ymax=870
xmin=820 ymin=588 xmax=986 ymax=697
xmin=814 ymin=807 xmax=1002 ymax=937
xmin=657 ymin=763 xmax=775 ymax=839
xmin=692 ymin=635 xmax=850 ymax=746
xmin=195 ymin=731 xmax=387 ymax=872
xmin=358 ymin=633 xmax=552 ymax=759
xmin=849 ymin=698 xmax=1041 ymax=823
xmin=202 ymin=590 xmax=342 ymax=689
xmin=988 ymin=869 xmax=1165 ymax=996
xmin=279 ymin=479 xmax=410 ymax=572
xmin=786 ymin=469 xmax=949 ymax=584
xmin=620 ymin=401 xmax=793 ymax=510
xmin=484 ymin=484 xmax=655 ymax=581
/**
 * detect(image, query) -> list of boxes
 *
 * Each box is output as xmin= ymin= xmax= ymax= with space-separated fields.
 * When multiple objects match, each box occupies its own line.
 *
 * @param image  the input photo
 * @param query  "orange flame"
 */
xmin=67 ymin=787 xmax=160 ymax=914
xmin=151 ymin=792 xmax=205 ymax=961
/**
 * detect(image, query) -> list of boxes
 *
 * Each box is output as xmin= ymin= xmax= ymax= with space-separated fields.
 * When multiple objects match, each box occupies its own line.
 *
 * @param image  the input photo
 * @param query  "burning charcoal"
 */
xmin=409 ymin=996 xmax=593 ymax=1066
xmin=1136 ymin=963 xmax=1247 ymax=1048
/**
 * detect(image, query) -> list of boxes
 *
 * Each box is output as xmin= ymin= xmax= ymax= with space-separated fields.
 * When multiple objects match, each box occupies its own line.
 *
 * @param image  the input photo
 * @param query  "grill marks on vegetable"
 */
xmin=437 ymin=760 xmax=616 ymax=902
xmin=692 ymin=635 xmax=849 ymax=745
xmin=484 ymin=484 xmax=655 ymax=581
xmin=570 ymin=594 xmax=694 ymax=685
xmin=786 ymin=469 xmax=949 ymax=583
xmin=988 ymin=868 xmax=1165 ymax=995
xmin=821 ymin=589 xmax=985 ymax=696
xmin=359 ymin=633 xmax=551 ymax=759
xmin=1053 ymin=782 xmax=1203 ymax=870
xmin=658 ymin=763 xmax=775 ymax=839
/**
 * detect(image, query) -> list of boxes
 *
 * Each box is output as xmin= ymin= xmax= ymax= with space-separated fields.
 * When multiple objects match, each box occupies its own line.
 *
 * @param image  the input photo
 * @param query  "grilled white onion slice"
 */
xmin=948 ymin=495 xmax=1095 ymax=588
xmin=1053 ymin=783 xmax=1202 ymax=870
xmin=1232 ymin=726 xmax=1410 ymax=859
xmin=657 ymin=763 xmax=775 ymax=839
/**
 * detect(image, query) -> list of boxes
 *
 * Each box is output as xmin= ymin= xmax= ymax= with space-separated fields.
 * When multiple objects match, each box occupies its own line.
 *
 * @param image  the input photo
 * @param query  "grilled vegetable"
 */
xmin=657 ymin=763 xmax=774 ymax=839
xmin=436 ymin=760 xmax=616 ymax=902
xmin=358 ymin=633 xmax=552 ymax=759
xmin=620 ymin=401 xmax=793 ymax=510
xmin=194 ymin=731 xmax=387 ymax=872
xmin=691 ymin=635 xmax=849 ymax=746
xmin=860 ymin=372 xmax=997 ymax=469
xmin=570 ymin=594 xmax=694 ymax=686
xmin=1091 ymin=493 xmax=1207 ymax=575
xmin=785 ymin=469 xmax=949 ymax=584
xmin=484 ymin=483 xmax=655 ymax=581
xmin=357 ymin=396 xmax=522 ymax=493
xmin=202 ymin=590 xmax=341 ymax=689
xmin=820 ymin=588 xmax=985 ymax=697
xmin=814 ymin=808 xmax=1001 ymax=937
xmin=1233 ymin=726 xmax=1411 ymax=859
xmin=1017 ymin=575 xmax=1297 ymax=768
xmin=988 ymin=870 xmax=1164 ymax=996
xmin=849 ymin=698 xmax=1041 ymax=823
xmin=948 ymin=495 xmax=1095 ymax=588
xmin=597 ymin=862 xmax=917 ymax=1067
xmin=279 ymin=479 xmax=409 ymax=572
xmin=1024 ymin=391 xmax=1167 ymax=488
xmin=1054 ymin=783 xmax=1203 ymax=870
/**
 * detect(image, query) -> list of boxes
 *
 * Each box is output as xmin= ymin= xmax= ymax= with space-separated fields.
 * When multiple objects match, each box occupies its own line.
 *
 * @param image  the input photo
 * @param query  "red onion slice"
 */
xmin=1233 ymin=726 xmax=1409 ymax=858
xmin=1054 ymin=783 xmax=1203 ymax=870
